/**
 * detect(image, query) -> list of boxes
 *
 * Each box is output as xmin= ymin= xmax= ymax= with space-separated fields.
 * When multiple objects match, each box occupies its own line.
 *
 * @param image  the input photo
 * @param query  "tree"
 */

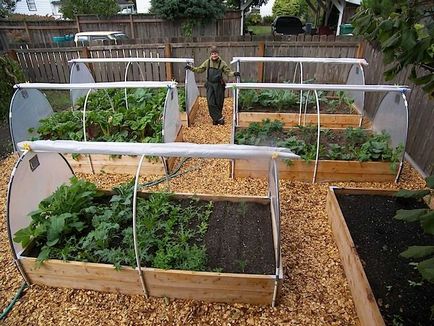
xmin=272 ymin=0 xmax=309 ymax=21
xmin=60 ymin=0 xmax=119 ymax=19
xmin=352 ymin=0 xmax=434 ymax=97
xmin=0 ymin=0 xmax=16 ymax=18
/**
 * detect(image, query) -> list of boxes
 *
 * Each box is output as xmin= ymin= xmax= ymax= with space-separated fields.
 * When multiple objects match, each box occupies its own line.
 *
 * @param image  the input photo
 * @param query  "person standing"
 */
xmin=186 ymin=46 xmax=240 ymax=125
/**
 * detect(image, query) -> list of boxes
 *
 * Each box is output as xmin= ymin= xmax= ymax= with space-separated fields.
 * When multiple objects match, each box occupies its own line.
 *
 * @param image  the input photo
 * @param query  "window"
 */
xmin=26 ymin=0 xmax=37 ymax=11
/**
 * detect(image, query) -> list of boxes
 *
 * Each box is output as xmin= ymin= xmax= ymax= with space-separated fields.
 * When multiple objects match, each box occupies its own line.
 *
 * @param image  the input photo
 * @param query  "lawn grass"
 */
xmin=248 ymin=25 xmax=272 ymax=36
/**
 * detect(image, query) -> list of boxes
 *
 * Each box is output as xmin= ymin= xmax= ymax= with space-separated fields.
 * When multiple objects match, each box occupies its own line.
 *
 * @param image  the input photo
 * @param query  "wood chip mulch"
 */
xmin=0 ymin=97 xmax=426 ymax=325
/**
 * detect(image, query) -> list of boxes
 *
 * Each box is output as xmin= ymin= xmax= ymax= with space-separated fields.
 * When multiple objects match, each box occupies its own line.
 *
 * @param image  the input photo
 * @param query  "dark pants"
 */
xmin=205 ymin=81 xmax=225 ymax=122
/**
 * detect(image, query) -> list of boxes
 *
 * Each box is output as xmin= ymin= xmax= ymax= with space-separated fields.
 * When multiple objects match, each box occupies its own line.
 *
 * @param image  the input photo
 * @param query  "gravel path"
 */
xmin=0 ymin=97 xmax=425 ymax=325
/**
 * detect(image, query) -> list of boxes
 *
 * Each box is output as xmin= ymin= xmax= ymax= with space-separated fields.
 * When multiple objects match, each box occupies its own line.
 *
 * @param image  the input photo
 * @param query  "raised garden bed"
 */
xmin=326 ymin=187 xmax=434 ymax=325
xmin=238 ymin=89 xmax=363 ymax=128
xmin=232 ymin=120 xmax=401 ymax=182
xmin=31 ymin=87 xmax=183 ymax=175
xmin=13 ymin=179 xmax=281 ymax=305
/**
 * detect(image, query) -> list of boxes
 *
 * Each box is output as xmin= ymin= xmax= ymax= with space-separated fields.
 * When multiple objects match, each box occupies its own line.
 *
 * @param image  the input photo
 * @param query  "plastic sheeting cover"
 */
xmin=163 ymin=87 xmax=182 ymax=143
xmin=373 ymin=92 xmax=408 ymax=148
xmin=185 ymin=69 xmax=199 ymax=115
xmin=69 ymin=62 xmax=96 ymax=105
xmin=7 ymin=152 xmax=73 ymax=256
xmin=345 ymin=65 xmax=365 ymax=114
xmin=9 ymin=89 xmax=53 ymax=152
xmin=17 ymin=141 xmax=300 ymax=160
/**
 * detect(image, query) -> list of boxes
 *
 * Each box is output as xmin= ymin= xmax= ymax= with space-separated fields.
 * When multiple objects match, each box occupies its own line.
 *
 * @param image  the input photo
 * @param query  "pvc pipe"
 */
xmin=69 ymin=58 xmax=194 ymax=64
xmin=14 ymin=81 xmax=177 ymax=90
xmin=231 ymin=57 xmax=368 ymax=65
xmin=227 ymin=83 xmax=410 ymax=93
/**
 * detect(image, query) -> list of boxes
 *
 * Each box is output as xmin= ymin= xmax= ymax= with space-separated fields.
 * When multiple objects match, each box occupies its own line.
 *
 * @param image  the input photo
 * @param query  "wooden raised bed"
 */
xmin=233 ymin=159 xmax=396 ymax=182
xmin=66 ymin=128 xmax=183 ymax=175
xmin=17 ymin=193 xmax=282 ymax=305
xmin=180 ymin=97 xmax=200 ymax=126
xmin=238 ymin=111 xmax=364 ymax=129
xmin=326 ymin=187 xmax=434 ymax=325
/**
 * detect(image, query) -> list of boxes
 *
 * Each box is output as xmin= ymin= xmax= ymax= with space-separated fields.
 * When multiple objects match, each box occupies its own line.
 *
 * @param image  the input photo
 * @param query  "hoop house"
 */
xmin=69 ymin=58 xmax=200 ymax=126
xmin=228 ymin=82 xmax=410 ymax=183
xmin=231 ymin=57 xmax=367 ymax=127
xmin=9 ymin=81 xmax=183 ymax=175
xmin=8 ymin=141 xmax=299 ymax=306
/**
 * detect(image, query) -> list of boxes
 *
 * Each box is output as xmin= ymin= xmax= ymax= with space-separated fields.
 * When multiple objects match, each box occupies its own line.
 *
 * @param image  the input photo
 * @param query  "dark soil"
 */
xmin=0 ymin=120 xmax=13 ymax=160
xmin=336 ymin=194 xmax=434 ymax=325
xmin=205 ymin=200 xmax=274 ymax=274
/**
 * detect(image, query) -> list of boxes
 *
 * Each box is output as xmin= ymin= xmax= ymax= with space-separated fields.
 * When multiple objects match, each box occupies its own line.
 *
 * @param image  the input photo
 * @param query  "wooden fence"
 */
xmin=9 ymin=35 xmax=360 ymax=86
xmin=0 ymin=12 xmax=241 ymax=50
xmin=361 ymin=42 xmax=434 ymax=176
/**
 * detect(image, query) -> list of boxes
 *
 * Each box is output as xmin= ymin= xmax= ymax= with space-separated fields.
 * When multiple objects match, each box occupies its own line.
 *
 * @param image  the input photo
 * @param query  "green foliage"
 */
xmin=246 ymin=12 xmax=262 ymax=26
xmin=0 ymin=55 xmax=25 ymax=121
xmin=394 ymin=175 xmax=434 ymax=291
xmin=235 ymin=122 xmax=403 ymax=164
xmin=0 ymin=0 xmax=15 ymax=18
xmin=150 ymin=0 xmax=225 ymax=27
xmin=60 ymin=0 xmax=120 ymax=19
xmin=239 ymin=89 xmax=299 ymax=111
xmin=14 ymin=178 xmax=214 ymax=272
xmin=34 ymin=88 xmax=166 ymax=144
xmin=352 ymin=1 xmax=434 ymax=97
xmin=272 ymin=0 xmax=308 ymax=21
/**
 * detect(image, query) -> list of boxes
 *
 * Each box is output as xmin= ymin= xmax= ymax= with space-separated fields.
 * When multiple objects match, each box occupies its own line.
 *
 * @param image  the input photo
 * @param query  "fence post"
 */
xmin=76 ymin=15 xmax=81 ymax=32
xmin=81 ymin=46 xmax=95 ymax=77
xmin=164 ymin=43 xmax=173 ymax=80
xmin=23 ymin=21 xmax=32 ymax=44
xmin=129 ymin=15 xmax=135 ymax=39
xmin=356 ymin=40 xmax=366 ymax=58
xmin=257 ymin=41 xmax=265 ymax=82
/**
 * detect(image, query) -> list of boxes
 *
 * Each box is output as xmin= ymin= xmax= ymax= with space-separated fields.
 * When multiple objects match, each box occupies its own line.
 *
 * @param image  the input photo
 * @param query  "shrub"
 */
xmin=0 ymin=55 xmax=25 ymax=121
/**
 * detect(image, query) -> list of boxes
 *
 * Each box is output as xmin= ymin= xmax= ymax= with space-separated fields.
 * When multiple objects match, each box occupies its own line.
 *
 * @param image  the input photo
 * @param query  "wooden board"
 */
xmin=233 ymin=159 xmax=396 ymax=182
xmin=17 ymin=193 xmax=278 ymax=305
xmin=19 ymin=258 xmax=277 ymax=304
xmin=65 ymin=128 xmax=183 ymax=175
xmin=326 ymin=187 xmax=387 ymax=326
xmin=238 ymin=112 xmax=363 ymax=128
xmin=180 ymin=97 xmax=200 ymax=127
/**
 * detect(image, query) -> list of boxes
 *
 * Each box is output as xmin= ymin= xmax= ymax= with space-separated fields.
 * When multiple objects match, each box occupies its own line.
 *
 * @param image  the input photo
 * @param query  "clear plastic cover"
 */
xmin=373 ymin=92 xmax=408 ymax=148
xmin=7 ymin=152 xmax=73 ymax=256
xmin=345 ymin=65 xmax=365 ymax=114
xmin=185 ymin=69 xmax=199 ymax=115
xmin=69 ymin=62 xmax=96 ymax=105
xmin=9 ymin=89 xmax=53 ymax=153
xmin=163 ymin=87 xmax=182 ymax=143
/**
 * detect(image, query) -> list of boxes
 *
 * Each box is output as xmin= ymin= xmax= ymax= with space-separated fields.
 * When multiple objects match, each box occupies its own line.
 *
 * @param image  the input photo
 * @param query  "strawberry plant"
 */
xmin=14 ymin=178 xmax=214 ymax=272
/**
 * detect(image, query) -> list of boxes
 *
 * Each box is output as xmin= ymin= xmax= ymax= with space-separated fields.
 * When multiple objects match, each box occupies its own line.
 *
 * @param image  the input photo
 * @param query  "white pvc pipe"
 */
xmin=69 ymin=58 xmax=194 ymax=64
xmin=395 ymin=93 xmax=409 ymax=183
xmin=132 ymin=154 xmax=149 ymax=298
xmin=312 ymin=90 xmax=321 ymax=184
xmin=231 ymin=57 xmax=368 ymax=65
xmin=14 ymin=81 xmax=177 ymax=90
xmin=124 ymin=62 xmax=146 ymax=110
xmin=227 ymin=83 xmax=410 ymax=93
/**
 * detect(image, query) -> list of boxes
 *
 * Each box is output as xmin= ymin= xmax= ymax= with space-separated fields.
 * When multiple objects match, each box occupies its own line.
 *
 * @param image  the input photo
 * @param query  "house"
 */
xmin=14 ymin=0 xmax=62 ymax=18
xmin=136 ymin=0 xmax=151 ymax=14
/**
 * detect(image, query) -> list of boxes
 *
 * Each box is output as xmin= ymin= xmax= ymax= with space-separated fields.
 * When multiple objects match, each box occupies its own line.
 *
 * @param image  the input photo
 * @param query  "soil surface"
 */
xmin=336 ymin=194 xmax=434 ymax=325
xmin=205 ymin=200 xmax=274 ymax=274
xmin=0 ymin=120 xmax=13 ymax=160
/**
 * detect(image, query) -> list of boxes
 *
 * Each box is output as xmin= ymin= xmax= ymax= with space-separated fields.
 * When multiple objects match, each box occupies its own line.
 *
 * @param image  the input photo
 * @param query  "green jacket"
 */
xmin=191 ymin=57 xmax=235 ymax=77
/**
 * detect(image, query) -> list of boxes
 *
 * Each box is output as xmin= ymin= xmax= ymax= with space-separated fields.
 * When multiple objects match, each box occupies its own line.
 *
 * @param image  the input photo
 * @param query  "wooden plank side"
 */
xmin=233 ymin=159 xmax=396 ymax=182
xmin=326 ymin=188 xmax=385 ymax=326
xmin=238 ymin=112 xmax=361 ymax=128
xmin=20 ymin=257 xmax=275 ymax=305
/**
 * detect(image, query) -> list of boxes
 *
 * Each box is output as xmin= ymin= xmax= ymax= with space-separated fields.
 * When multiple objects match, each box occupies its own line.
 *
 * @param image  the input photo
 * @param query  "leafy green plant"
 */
xmin=1 ymin=55 xmax=25 ymax=121
xmin=34 ymin=88 xmax=166 ymax=144
xmin=325 ymin=91 xmax=355 ymax=114
xmin=393 ymin=175 xmax=434 ymax=317
xmin=14 ymin=178 xmax=214 ymax=272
